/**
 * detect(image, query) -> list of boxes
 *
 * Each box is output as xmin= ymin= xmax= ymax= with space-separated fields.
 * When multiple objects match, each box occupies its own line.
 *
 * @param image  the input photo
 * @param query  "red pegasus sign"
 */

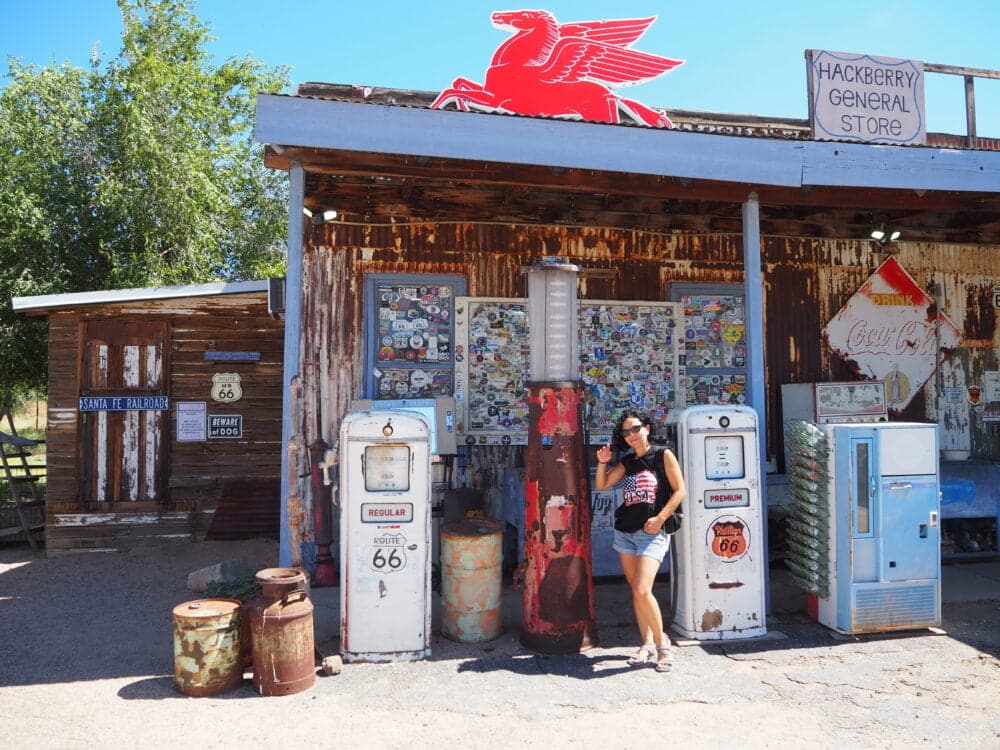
xmin=431 ymin=9 xmax=684 ymax=128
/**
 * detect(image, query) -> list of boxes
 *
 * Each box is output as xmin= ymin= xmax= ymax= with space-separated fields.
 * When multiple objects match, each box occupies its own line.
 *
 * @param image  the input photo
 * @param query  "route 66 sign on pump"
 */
xmin=211 ymin=373 xmax=243 ymax=403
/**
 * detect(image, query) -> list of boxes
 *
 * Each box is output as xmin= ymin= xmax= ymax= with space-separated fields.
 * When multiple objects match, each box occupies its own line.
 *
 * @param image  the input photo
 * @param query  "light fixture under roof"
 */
xmin=870 ymin=224 xmax=901 ymax=245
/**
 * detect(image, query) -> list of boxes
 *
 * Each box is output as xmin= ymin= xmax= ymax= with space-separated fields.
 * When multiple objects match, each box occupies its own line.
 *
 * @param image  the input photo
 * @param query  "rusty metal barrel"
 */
xmin=248 ymin=567 xmax=316 ymax=696
xmin=172 ymin=598 xmax=244 ymax=696
xmin=441 ymin=518 xmax=504 ymax=643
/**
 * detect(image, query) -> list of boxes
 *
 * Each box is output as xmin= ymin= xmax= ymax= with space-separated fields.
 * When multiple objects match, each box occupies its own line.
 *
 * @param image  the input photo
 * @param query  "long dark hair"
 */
xmin=612 ymin=409 xmax=658 ymax=453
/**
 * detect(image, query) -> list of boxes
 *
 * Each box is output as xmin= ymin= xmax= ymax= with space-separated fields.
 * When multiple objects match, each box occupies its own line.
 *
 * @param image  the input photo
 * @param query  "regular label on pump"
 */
xmin=361 ymin=502 xmax=414 ymax=523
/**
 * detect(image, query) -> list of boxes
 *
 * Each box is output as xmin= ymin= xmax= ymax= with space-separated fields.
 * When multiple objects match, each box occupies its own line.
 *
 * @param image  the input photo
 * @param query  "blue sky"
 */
xmin=2 ymin=0 xmax=999 ymax=136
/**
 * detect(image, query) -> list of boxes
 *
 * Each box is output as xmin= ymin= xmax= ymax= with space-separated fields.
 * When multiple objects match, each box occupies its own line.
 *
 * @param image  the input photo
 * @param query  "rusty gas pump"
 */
xmin=517 ymin=259 xmax=598 ymax=652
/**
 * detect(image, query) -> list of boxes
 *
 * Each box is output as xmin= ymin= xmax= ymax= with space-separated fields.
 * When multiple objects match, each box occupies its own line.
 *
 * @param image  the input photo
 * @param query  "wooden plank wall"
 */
xmin=42 ymin=292 xmax=284 ymax=553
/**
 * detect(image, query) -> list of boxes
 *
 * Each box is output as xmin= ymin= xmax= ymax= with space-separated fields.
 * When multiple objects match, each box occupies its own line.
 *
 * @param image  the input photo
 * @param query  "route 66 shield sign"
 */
xmin=211 ymin=372 xmax=243 ymax=403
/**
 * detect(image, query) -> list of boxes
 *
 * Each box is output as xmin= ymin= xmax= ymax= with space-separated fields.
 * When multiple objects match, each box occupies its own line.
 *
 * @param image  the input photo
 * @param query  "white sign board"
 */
xmin=176 ymin=401 xmax=207 ymax=442
xmin=985 ymin=371 xmax=1000 ymax=403
xmin=807 ymin=49 xmax=925 ymax=145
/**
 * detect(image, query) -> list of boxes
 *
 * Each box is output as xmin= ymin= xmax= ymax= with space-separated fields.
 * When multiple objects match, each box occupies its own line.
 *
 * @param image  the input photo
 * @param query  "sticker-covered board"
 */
xmin=373 ymin=281 xmax=456 ymax=399
xmin=578 ymin=301 xmax=684 ymax=444
xmin=454 ymin=298 xmax=531 ymax=445
xmin=680 ymin=294 xmax=749 ymax=407
xmin=455 ymin=298 xmax=684 ymax=445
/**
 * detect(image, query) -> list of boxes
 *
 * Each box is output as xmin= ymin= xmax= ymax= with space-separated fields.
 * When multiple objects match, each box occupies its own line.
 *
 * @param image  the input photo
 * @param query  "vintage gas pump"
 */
xmin=673 ymin=405 xmax=767 ymax=640
xmin=339 ymin=410 xmax=432 ymax=662
xmin=519 ymin=259 xmax=598 ymax=653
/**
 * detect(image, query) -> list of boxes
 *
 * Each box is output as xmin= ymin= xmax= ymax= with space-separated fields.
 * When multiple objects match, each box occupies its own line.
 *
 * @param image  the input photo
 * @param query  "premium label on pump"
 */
xmin=704 ymin=488 xmax=750 ymax=509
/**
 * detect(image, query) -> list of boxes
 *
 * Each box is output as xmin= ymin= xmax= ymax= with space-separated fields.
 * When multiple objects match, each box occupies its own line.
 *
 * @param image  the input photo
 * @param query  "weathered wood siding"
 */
xmin=288 ymin=221 xmax=998 ymax=549
xmin=42 ymin=291 xmax=284 ymax=553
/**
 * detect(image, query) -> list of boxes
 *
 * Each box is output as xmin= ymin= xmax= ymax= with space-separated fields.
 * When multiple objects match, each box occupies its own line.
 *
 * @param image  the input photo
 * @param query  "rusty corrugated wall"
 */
xmin=765 ymin=237 xmax=1000 ymax=463
xmin=287 ymin=220 xmax=998 ymax=548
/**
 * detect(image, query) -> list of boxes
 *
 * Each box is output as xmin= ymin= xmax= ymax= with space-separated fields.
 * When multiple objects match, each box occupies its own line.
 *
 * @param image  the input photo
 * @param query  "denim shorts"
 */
xmin=613 ymin=528 xmax=671 ymax=562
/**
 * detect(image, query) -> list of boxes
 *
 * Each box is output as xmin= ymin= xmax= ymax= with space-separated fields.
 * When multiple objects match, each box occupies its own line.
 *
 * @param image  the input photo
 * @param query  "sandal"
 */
xmin=627 ymin=644 xmax=655 ymax=666
xmin=655 ymin=642 xmax=674 ymax=673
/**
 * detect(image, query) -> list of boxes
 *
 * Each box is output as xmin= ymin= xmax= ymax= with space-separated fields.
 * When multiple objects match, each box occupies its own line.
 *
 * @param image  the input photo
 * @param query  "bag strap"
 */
xmin=637 ymin=446 xmax=673 ymax=512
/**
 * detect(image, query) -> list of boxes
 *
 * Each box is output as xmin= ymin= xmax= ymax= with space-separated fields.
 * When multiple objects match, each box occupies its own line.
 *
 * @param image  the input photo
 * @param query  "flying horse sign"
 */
xmin=431 ymin=9 xmax=684 ymax=127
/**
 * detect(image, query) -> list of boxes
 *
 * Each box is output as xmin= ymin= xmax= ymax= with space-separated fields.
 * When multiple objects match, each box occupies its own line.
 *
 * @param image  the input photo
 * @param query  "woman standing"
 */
xmin=595 ymin=410 xmax=686 ymax=672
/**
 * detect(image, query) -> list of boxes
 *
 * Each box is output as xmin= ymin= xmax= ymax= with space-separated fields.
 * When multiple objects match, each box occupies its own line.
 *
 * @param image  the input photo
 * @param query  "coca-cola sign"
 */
xmin=824 ymin=257 xmax=961 ymax=411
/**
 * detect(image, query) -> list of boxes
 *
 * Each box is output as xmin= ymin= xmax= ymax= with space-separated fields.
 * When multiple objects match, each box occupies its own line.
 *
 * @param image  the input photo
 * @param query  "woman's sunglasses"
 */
xmin=621 ymin=425 xmax=644 ymax=436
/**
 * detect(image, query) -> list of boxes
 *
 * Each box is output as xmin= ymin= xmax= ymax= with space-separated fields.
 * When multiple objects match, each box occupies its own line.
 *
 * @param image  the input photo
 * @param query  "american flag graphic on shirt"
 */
xmin=621 ymin=469 xmax=657 ymax=508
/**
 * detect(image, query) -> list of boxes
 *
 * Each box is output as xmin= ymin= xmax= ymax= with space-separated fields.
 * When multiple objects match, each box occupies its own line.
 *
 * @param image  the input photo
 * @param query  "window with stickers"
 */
xmin=670 ymin=283 xmax=750 ymax=408
xmin=364 ymin=273 xmax=467 ymax=399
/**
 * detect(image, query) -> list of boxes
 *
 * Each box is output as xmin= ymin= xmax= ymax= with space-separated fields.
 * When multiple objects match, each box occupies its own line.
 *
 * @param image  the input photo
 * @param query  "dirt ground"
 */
xmin=1 ymin=539 xmax=999 ymax=749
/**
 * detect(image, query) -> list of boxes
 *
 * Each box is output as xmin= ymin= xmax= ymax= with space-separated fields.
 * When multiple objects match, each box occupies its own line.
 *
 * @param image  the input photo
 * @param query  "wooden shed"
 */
xmin=255 ymin=83 xmax=1000 ymax=569
xmin=12 ymin=281 xmax=285 ymax=554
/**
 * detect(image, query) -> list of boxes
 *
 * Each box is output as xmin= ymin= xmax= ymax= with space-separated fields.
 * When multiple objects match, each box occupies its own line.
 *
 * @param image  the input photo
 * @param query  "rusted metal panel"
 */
xmin=764 ymin=238 xmax=999 ymax=460
xmin=295 ymin=221 xmax=1000 ymax=540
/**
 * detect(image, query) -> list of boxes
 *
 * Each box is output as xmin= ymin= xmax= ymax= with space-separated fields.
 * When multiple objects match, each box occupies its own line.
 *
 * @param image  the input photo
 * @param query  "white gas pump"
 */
xmin=673 ymin=405 xmax=767 ymax=640
xmin=339 ymin=410 xmax=432 ymax=662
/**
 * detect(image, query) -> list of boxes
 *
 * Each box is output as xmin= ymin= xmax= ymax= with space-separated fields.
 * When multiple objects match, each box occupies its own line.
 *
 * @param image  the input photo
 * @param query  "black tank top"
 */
xmin=613 ymin=446 xmax=673 ymax=533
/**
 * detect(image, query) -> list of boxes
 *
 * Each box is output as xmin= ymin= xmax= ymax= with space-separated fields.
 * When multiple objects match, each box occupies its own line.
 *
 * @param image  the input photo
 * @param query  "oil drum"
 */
xmin=172 ymin=598 xmax=244 ymax=696
xmin=441 ymin=518 xmax=504 ymax=643
xmin=248 ymin=568 xmax=316 ymax=696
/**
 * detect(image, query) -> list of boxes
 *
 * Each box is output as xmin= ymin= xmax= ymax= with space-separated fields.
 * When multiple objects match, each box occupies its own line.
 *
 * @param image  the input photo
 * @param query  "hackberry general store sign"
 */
xmin=807 ymin=49 xmax=925 ymax=145
xmin=823 ymin=257 xmax=961 ymax=411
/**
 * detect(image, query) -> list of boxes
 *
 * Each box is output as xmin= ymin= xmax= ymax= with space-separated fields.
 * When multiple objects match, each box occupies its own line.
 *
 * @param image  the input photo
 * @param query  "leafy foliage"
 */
xmin=204 ymin=569 xmax=262 ymax=602
xmin=0 ymin=0 xmax=290 ymax=402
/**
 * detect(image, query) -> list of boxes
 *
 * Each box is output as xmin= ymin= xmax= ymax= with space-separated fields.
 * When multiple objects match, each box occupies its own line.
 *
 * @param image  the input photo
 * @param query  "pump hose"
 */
xmin=665 ymin=533 xmax=679 ymax=628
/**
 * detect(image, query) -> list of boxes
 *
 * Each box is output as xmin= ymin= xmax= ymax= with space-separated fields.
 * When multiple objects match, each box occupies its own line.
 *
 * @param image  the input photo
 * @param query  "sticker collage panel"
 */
xmin=680 ymin=294 xmax=749 ymax=407
xmin=578 ymin=302 xmax=684 ymax=445
xmin=374 ymin=283 xmax=455 ymax=399
xmin=454 ymin=298 xmax=531 ymax=445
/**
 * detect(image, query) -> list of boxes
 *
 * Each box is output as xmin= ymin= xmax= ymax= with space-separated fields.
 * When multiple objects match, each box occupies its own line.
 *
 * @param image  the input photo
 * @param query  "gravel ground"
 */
xmin=1 ymin=540 xmax=999 ymax=749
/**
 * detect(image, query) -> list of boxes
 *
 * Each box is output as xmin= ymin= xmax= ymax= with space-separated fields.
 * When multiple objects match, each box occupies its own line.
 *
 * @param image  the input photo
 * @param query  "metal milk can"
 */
xmin=248 ymin=567 xmax=316 ymax=696
xmin=172 ymin=598 xmax=244 ymax=696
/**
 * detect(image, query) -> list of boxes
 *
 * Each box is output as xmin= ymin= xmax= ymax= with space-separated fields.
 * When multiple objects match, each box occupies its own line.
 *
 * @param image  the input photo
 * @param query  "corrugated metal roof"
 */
xmin=255 ymin=93 xmax=1000 ymax=194
xmin=11 ymin=279 xmax=270 ymax=313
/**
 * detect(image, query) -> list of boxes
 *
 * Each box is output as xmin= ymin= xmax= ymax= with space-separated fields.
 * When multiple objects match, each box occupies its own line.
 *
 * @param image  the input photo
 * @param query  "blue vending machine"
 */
xmin=789 ymin=422 xmax=942 ymax=635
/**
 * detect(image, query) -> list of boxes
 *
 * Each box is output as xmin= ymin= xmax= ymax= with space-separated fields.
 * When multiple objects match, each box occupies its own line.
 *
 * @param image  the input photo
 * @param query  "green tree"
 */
xmin=0 ymin=0 xmax=289 ymax=403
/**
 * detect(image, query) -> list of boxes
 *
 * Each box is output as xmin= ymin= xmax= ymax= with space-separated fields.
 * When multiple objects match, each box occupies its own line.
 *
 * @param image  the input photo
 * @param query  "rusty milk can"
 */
xmin=172 ymin=598 xmax=244 ymax=696
xmin=248 ymin=567 xmax=316 ymax=696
